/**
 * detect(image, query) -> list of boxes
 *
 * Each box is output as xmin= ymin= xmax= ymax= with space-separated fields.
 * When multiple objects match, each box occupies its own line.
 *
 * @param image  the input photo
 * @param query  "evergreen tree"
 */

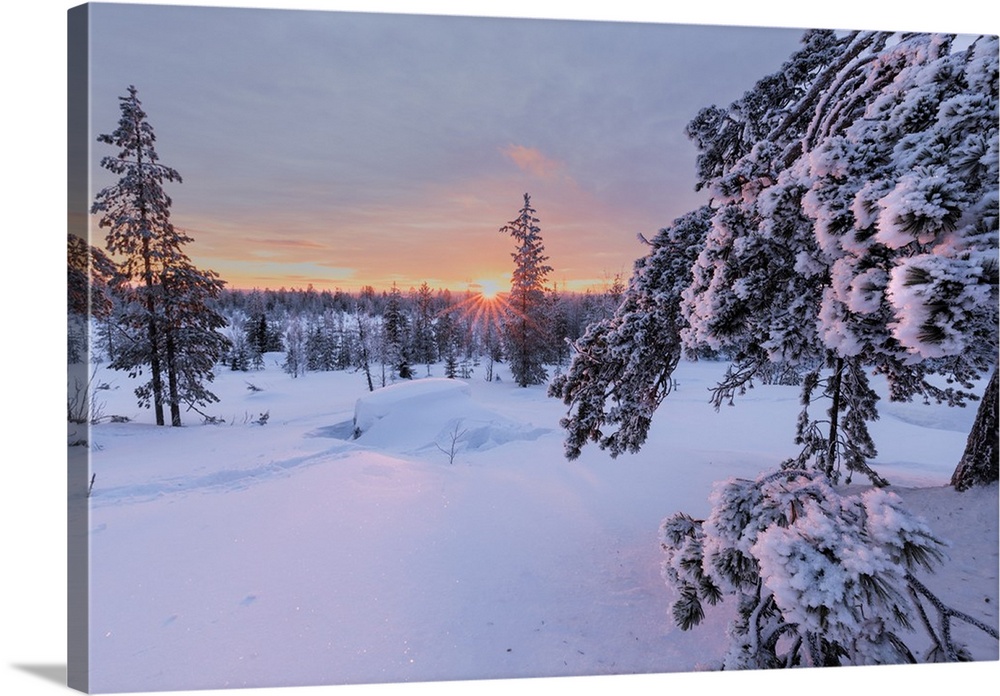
xmin=67 ymin=233 xmax=116 ymax=322
xmin=545 ymin=286 xmax=572 ymax=369
xmin=481 ymin=319 xmax=503 ymax=383
xmin=226 ymin=327 xmax=253 ymax=372
xmin=500 ymin=193 xmax=553 ymax=387
xmin=552 ymin=30 xmax=999 ymax=669
xmin=951 ymin=367 xmax=999 ymax=490
xmin=443 ymin=338 xmax=459 ymax=379
xmin=246 ymin=312 xmax=283 ymax=355
xmin=159 ymin=260 xmax=229 ymax=423
xmin=411 ymin=281 xmax=438 ymax=368
xmin=383 ymin=283 xmax=412 ymax=379
xmin=91 ymin=85 xmax=229 ymax=425
xmin=561 ymin=31 xmax=995 ymax=485
xmin=795 ymin=33 xmax=999 ymax=485
xmin=434 ymin=307 xmax=458 ymax=367
xmin=304 ymin=323 xmax=326 ymax=372
xmin=550 ymin=207 xmax=710 ymax=459
xmin=679 ymin=32 xmax=900 ymax=484
xmin=282 ymin=318 xmax=306 ymax=378
xmin=334 ymin=311 xmax=355 ymax=370
xmin=354 ymin=313 xmax=376 ymax=392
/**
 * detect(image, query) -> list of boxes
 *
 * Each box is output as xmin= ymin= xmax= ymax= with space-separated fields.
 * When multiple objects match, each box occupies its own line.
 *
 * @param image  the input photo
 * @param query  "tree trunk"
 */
xmin=825 ymin=357 xmax=844 ymax=479
xmin=355 ymin=315 xmax=374 ymax=392
xmin=165 ymin=326 xmax=182 ymax=427
xmin=951 ymin=364 xmax=999 ymax=491
xmin=142 ymin=252 xmax=165 ymax=427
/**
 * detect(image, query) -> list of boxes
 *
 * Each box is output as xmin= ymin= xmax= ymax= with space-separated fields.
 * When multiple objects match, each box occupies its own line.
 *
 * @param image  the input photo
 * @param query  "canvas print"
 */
xmin=67 ymin=2 xmax=999 ymax=693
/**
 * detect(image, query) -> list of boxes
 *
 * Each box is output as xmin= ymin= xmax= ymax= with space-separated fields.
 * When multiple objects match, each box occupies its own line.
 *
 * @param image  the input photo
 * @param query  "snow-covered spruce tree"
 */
xmin=660 ymin=469 xmax=998 ymax=668
xmin=158 ymin=260 xmax=229 ymax=423
xmin=383 ymin=283 xmax=413 ymax=379
xmin=545 ymin=286 xmax=573 ymax=370
xmin=282 ymin=317 xmax=306 ymax=378
xmin=481 ymin=319 xmax=503 ymax=383
xmin=67 ymin=233 xmax=116 ymax=327
xmin=443 ymin=337 xmax=460 ymax=379
xmin=410 ymin=281 xmax=438 ymax=369
xmin=353 ymin=312 xmax=376 ymax=392
xmin=245 ymin=312 xmax=283 ymax=357
xmin=226 ymin=326 xmax=253 ymax=372
xmin=91 ymin=86 xmax=178 ymax=425
xmin=549 ymin=206 xmax=711 ymax=459
xmin=334 ymin=312 xmax=356 ymax=371
xmin=303 ymin=311 xmax=339 ymax=372
xmin=665 ymin=32 xmax=999 ymax=666
xmin=92 ymin=86 xmax=230 ymax=426
xmin=500 ymin=193 xmax=553 ymax=387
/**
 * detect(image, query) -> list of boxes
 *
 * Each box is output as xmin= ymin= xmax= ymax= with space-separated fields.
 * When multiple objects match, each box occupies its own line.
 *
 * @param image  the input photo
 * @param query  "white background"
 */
xmin=3 ymin=1 xmax=997 ymax=695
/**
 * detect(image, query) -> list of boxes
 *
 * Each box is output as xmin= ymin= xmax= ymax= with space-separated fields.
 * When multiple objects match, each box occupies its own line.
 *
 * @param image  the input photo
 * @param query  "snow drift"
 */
xmin=352 ymin=377 xmax=549 ymax=457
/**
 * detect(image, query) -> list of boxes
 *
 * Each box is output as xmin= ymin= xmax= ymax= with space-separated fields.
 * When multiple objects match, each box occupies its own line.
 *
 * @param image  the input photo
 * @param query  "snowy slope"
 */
xmin=76 ymin=357 xmax=997 ymax=693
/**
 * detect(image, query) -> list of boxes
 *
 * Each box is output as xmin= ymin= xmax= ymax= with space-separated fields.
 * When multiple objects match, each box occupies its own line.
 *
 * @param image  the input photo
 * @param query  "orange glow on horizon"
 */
xmin=217 ymin=272 xmax=613 ymax=296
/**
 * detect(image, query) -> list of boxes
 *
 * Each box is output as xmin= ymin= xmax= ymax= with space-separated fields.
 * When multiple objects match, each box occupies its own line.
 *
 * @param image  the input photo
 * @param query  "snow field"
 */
xmin=80 ymin=356 xmax=997 ymax=692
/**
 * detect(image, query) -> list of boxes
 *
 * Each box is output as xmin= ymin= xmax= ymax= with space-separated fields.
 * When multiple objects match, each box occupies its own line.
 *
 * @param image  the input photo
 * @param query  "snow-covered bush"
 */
xmin=660 ymin=468 xmax=997 ymax=669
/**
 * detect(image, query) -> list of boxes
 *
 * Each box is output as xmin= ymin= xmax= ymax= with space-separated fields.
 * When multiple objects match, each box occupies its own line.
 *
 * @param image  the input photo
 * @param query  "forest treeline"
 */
xmin=74 ymin=278 xmax=628 ymax=387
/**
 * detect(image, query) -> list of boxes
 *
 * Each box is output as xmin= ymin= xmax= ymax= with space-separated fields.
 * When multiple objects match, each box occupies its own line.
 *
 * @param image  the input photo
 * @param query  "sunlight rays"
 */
xmin=448 ymin=286 xmax=511 ymax=338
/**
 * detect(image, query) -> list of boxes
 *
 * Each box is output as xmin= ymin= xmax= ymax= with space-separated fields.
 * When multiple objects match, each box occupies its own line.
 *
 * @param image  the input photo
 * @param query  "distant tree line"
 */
xmin=201 ymin=275 xmax=624 ymax=389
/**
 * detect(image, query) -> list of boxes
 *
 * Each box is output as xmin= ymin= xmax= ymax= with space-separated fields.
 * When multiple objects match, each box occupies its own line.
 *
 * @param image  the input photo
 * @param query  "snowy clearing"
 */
xmin=76 ymin=357 xmax=997 ymax=693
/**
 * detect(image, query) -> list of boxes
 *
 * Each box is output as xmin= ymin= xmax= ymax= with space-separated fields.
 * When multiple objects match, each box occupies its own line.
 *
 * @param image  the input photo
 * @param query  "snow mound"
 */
xmin=352 ymin=378 xmax=547 ymax=456
xmin=353 ymin=378 xmax=471 ymax=433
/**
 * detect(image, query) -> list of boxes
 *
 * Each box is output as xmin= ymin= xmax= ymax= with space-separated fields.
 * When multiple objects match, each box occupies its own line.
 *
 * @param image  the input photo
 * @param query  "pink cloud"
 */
xmin=502 ymin=144 xmax=564 ymax=179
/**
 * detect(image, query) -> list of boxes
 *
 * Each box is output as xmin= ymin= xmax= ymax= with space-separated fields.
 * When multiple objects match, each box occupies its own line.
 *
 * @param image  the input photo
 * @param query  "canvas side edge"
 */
xmin=67 ymin=4 xmax=91 ymax=693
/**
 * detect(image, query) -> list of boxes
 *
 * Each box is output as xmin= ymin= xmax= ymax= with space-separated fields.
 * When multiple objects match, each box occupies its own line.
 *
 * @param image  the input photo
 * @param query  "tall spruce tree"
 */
xmin=501 ymin=193 xmax=553 ymax=387
xmin=92 ymin=86 xmax=229 ymax=425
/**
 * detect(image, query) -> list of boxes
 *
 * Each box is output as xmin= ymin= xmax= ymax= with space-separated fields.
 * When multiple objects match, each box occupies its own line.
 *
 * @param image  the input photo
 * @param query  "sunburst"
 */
xmin=449 ymin=281 xmax=511 ymax=337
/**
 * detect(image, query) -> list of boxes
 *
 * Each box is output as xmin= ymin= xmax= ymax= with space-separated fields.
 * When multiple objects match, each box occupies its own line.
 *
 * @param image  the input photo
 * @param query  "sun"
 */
xmin=474 ymin=278 xmax=503 ymax=300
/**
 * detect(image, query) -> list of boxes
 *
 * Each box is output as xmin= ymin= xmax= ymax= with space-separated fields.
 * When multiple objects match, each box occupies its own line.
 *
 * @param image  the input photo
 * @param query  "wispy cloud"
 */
xmin=501 ymin=144 xmax=566 ymax=179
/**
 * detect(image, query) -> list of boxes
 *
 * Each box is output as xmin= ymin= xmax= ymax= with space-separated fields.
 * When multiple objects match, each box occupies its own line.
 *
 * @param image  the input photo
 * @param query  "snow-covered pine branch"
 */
xmin=660 ymin=468 xmax=996 ymax=668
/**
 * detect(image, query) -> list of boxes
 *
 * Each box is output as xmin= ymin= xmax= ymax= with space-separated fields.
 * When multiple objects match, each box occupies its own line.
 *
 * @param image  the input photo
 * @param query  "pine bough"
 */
xmin=660 ymin=469 xmax=998 ymax=668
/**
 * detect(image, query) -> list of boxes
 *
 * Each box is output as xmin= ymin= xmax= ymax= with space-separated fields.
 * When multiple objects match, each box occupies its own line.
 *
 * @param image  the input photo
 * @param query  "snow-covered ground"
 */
xmin=74 ymin=356 xmax=997 ymax=693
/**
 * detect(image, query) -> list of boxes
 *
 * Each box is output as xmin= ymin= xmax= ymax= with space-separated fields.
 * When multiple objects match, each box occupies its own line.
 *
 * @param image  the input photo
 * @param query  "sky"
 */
xmin=79 ymin=2 xmax=824 ymax=294
xmin=79 ymin=3 xmax=994 ymax=295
